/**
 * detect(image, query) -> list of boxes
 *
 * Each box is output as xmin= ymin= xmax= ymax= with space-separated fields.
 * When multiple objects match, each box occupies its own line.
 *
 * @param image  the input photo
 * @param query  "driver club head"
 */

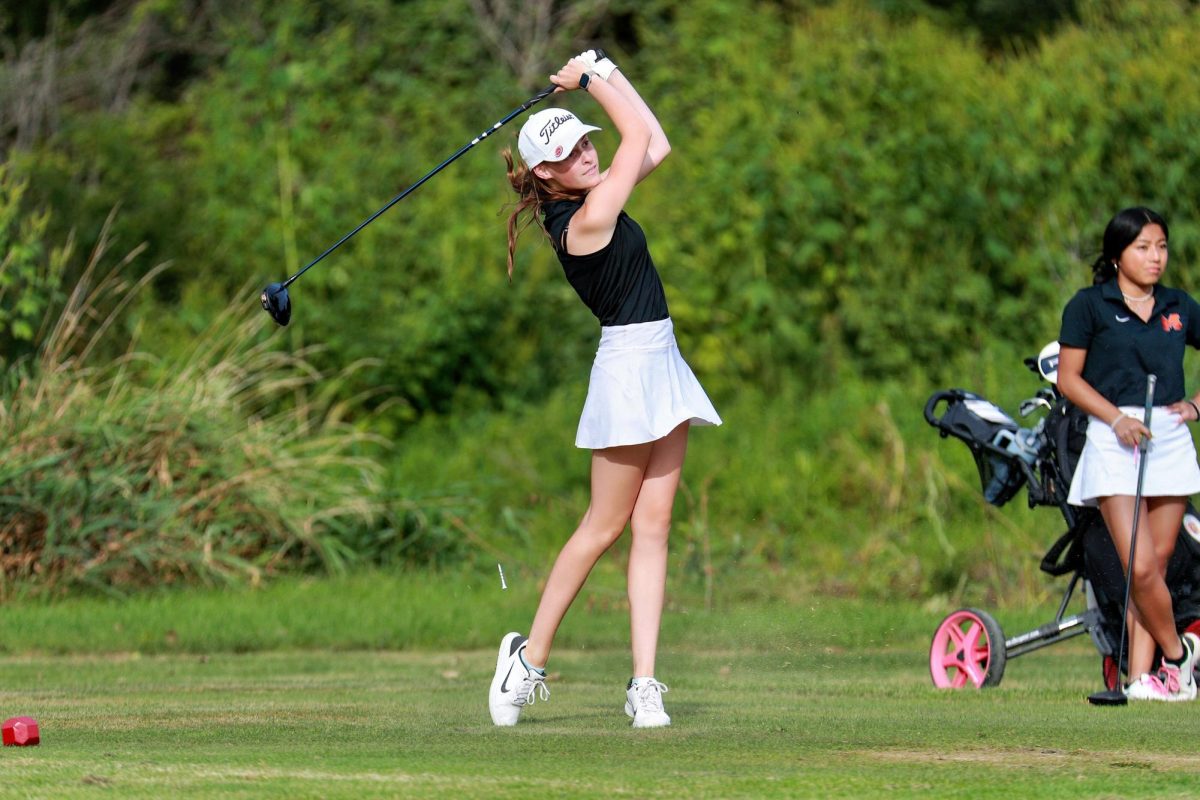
xmin=260 ymin=282 xmax=292 ymax=326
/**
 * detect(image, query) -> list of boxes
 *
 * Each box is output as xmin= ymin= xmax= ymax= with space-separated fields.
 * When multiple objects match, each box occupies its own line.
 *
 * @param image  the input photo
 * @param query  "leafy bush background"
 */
xmin=4 ymin=0 xmax=1200 ymax=603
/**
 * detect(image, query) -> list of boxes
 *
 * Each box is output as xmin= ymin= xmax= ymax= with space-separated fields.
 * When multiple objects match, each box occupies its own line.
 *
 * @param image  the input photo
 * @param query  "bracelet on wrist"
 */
xmin=1110 ymin=412 xmax=1131 ymax=431
xmin=1188 ymin=400 xmax=1200 ymax=420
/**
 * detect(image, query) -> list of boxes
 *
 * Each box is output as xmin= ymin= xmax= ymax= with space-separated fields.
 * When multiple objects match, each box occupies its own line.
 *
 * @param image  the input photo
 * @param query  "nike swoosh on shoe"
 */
xmin=500 ymin=664 xmax=514 ymax=694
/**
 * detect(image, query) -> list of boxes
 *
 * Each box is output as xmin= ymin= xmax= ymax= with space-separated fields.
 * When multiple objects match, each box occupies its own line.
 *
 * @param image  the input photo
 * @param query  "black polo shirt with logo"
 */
xmin=1059 ymin=280 xmax=1200 ymax=406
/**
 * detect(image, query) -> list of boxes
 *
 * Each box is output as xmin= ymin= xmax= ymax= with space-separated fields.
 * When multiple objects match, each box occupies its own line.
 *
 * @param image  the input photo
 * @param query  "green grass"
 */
xmin=0 ymin=567 xmax=1041 ymax=656
xmin=2 ymin=571 xmax=1200 ymax=798
xmin=4 ymin=643 xmax=1200 ymax=798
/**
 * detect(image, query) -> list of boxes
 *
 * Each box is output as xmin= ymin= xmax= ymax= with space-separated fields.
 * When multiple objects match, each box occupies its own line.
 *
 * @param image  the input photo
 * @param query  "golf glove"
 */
xmin=576 ymin=49 xmax=618 ymax=80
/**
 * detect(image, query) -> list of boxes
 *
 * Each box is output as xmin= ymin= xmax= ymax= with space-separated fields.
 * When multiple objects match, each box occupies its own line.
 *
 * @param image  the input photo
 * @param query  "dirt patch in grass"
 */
xmin=861 ymin=746 xmax=1200 ymax=771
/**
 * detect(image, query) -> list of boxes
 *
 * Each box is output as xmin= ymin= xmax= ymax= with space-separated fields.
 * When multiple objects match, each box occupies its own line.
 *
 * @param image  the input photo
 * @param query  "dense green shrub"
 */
xmin=11 ymin=0 xmax=1200 ymax=419
xmin=6 ymin=0 xmax=1200 ymax=600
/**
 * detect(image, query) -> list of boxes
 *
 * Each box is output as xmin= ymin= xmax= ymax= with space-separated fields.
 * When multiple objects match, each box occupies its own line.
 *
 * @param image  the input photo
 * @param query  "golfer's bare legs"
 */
xmin=524 ymin=441 xmax=653 ymax=667
xmin=1100 ymin=495 xmax=1186 ymax=672
xmin=627 ymin=422 xmax=689 ymax=677
xmin=1126 ymin=613 xmax=1154 ymax=679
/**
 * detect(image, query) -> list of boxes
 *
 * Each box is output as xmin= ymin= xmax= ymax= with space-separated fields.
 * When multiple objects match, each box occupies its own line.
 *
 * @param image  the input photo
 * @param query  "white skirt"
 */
xmin=575 ymin=318 xmax=722 ymax=449
xmin=1067 ymin=406 xmax=1200 ymax=506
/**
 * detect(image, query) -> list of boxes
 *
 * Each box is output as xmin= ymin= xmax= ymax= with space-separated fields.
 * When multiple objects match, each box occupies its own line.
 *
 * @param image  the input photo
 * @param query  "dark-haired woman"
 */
xmin=1057 ymin=206 xmax=1200 ymax=701
xmin=487 ymin=51 xmax=720 ymax=727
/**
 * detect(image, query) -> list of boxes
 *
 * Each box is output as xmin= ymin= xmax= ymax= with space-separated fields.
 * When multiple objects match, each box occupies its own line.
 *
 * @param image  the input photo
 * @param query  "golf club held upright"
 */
xmin=1088 ymin=372 xmax=1156 ymax=706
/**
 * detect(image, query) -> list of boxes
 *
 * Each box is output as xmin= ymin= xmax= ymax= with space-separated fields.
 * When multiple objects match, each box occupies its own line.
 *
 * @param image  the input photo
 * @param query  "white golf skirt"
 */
xmin=1067 ymin=407 xmax=1200 ymax=506
xmin=575 ymin=318 xmax=722 ymax=449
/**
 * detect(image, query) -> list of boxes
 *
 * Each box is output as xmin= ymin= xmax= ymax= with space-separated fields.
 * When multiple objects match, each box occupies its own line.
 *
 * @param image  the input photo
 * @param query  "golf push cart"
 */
xmin=924 ymin=342 xmax=1200 ymax=690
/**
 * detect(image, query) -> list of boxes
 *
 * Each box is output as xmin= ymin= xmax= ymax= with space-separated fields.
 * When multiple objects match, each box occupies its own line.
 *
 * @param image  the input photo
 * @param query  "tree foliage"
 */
xmin=7 ymin=0 xmax=1200 ymax=593
xmin=6 ymin=0 xmax=1200 ymax=420
xmin=0 ymin=166 xmax=67 ymax=360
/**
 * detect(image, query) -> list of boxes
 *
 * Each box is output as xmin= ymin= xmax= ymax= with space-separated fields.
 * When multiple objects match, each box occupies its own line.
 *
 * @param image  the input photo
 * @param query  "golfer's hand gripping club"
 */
xmin=259 ymin=50 xmax=609 ymax=327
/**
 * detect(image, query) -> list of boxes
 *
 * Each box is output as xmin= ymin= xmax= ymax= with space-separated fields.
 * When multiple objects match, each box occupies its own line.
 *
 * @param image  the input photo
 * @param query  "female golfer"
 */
xmin=1058 ymin=206 xmax=1200 ymax=701
xmin=487 ymin=51 xmax=720 ymax=727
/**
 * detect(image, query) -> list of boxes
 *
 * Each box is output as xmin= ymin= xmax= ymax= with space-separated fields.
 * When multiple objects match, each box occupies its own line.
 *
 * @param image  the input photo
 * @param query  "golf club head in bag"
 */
xmin=1036 ymin=341 xmax=1060 ymax=384
xmin=260 ymin=282 xmax=291 ymax=326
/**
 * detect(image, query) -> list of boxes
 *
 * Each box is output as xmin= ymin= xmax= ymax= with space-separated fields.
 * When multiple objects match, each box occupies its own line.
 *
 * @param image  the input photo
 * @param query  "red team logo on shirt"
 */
xmin=1162 ymin=313 xmax=1183 ymax=332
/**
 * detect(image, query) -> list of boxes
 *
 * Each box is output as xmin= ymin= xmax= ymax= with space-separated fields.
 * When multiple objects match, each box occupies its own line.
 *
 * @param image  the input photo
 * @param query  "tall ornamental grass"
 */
xmin=0 ymin=214 xmax=385 ymax=599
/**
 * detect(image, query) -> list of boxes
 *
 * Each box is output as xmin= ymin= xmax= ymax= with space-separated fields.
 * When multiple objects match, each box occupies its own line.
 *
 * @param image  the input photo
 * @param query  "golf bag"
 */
xmin=924 ymin=345 xmax=1200 ymax=689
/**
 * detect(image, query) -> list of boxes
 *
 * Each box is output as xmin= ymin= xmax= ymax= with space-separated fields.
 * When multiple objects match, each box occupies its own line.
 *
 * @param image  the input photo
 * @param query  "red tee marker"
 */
xmin=2 ymin=716 xmax=40 ymax=746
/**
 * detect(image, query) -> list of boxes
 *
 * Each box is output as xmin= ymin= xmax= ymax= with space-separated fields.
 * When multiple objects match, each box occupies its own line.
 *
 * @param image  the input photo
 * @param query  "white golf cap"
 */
xmin=518 ymin=108 xmax=601 ymax=168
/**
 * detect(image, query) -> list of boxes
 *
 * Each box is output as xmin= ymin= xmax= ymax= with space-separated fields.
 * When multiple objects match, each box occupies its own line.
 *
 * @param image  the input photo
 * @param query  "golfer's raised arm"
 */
xmin=548 ymin=58 xmax=650 ymax=233
xmin=576 ymin=50 xmax=670 ymax=179
xmin=606 ymin=81 xmax=669 ymax=179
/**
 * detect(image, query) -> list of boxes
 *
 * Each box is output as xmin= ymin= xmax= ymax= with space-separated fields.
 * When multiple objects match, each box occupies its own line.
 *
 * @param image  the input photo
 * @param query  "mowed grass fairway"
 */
xmin=2 ymin=578 xmax=1200 ymax=796
xmin=5 ymin=648 xmax=1200 ymax=799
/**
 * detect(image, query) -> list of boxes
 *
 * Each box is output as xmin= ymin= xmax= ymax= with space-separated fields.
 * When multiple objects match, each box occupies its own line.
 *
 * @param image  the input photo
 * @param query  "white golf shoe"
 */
xmin=488 ymin=632 xmax=548 ymax=726
xmin=1159 ymin=632 xmax=1200 ymax=702
xmin=1181 ymin=632 xmax=1200 ymax=685
xmin=624 ymin=678 xmax=671 ymax=728
xmin=1125 ymin=672 xmax=1169 ymax=701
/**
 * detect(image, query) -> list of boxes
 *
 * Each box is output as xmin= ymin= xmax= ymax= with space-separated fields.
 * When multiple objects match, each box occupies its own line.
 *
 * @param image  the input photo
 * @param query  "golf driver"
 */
xmin=260 ymin=51 xmax=610 ymax=325
xmin=1088 ymin=373 xmax=1156 ymax=706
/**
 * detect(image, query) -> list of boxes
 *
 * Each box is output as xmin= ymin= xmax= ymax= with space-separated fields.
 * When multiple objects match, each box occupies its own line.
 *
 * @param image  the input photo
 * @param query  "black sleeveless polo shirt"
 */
xmin=542 ymin=199 xmax=669 ymax=327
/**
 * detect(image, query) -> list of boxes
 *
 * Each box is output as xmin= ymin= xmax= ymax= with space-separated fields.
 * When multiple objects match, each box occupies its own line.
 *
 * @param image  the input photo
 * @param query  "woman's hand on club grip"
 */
xmin=1111 ymin=414 xmax=1151 ymax=447
xmin=549 ymin=59 xmax=589 ymax=91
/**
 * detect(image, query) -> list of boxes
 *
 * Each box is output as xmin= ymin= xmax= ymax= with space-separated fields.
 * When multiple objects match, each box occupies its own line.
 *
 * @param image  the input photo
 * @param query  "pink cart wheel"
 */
xmin=929 ymin=607 xmax=1007 ymax=689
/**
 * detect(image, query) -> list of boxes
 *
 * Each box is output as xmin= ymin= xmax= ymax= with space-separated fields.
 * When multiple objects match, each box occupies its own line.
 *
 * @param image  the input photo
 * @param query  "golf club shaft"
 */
xmin=1114 ymin=373 xmax=1156 ymax=682
xmin=280 ymin=84 xmax=558 ymax=290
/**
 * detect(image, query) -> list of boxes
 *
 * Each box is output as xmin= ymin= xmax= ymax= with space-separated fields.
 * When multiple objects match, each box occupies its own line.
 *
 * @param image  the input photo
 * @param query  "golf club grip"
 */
xmin=1139 ymin=374 xmax=1156 ymax=452
xmin=521 ymin=85 xmax=557 ymax=111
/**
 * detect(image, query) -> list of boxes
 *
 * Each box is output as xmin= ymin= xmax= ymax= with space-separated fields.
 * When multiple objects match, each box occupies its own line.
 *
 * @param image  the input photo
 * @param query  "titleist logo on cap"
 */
xmin=539 ymin=113 xmax=577 ymax=145
xmin=517 ymin=107 xmax=600 ymax=167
